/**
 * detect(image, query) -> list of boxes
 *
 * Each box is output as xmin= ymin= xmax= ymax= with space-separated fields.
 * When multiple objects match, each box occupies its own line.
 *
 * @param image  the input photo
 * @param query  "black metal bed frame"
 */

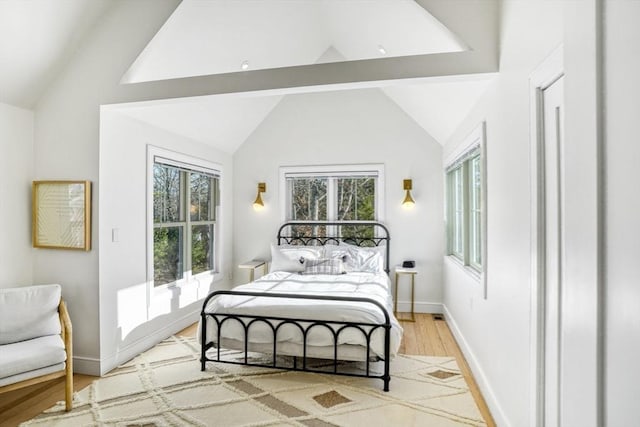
xmin=200 ymin=221 xmax=393 ymax=391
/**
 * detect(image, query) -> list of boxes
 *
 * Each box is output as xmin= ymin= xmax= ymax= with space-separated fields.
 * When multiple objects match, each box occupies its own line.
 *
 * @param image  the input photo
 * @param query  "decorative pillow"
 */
xmin=340 ymin=242 xmax=386 ymax=274
xmin=269 ymin=244 xmax=322 ymax=273
xmin=301 ymin=258 xmax=346 ymax=275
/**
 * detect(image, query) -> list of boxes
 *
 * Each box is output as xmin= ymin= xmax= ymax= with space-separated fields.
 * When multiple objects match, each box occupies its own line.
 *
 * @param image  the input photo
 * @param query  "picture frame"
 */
xmin=32 ymin=180 xmax=92 ymax=251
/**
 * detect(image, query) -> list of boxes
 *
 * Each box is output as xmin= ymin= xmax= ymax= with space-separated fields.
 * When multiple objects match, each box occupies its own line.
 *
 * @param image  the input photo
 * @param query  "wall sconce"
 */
xmin=402 ymin=179 xmax=415 ymax=209
xmin=253 ymin=182 xmax=266 ymax=211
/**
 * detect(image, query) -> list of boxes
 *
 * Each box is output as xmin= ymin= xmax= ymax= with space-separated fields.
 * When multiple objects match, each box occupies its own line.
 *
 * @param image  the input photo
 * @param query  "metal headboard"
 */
xmin=277 ymin=221 xmax=390 ymax=274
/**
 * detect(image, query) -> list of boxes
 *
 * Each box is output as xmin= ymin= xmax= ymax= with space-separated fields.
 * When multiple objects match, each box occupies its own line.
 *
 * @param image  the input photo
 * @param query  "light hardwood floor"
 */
xmin=397 ymin=313 xmax=495 ymax=426
xmin=0 ymin=373 xmax=96 ymax=426
xmin=0 ymin=313 xmax=495 ymax=426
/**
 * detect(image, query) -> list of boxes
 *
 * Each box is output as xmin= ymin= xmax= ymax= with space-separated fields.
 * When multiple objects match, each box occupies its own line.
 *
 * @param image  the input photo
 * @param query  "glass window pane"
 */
xmin=336 ymin=177 xmax=376 ymax=221
xmin=285 ymin=173 xmax=378 ymax=240
xmin=470 ymin=156 xmax=481 ymax=211
xmin=192 ymin=224 xmax=214 ymax=275
xmin=288 ymin=224 xmax=327 ymax=242
xmin=340 ymin=224 xmax=376 ymax=241
xmin=470 ymin=156 xmax=482 ymax=266
xmin=288 ymin=177 xmax=327 ymax=221
xmin=190 ymin=173 xmax=215 ymax=221
xmin=153 ymin=164 xmax=182 ymax=223
xmin=154 ymin=226 xmax=184 ymax=286
xmin=452 ymin=167 xmax=464 ymax=257
xmin=471 ymin=210 xmax=481 ymax=265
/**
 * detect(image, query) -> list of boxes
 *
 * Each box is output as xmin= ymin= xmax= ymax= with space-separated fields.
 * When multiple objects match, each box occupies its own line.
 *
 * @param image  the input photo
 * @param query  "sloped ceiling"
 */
xmin=118 ymin=94 xmax=284 ymax=154
xmin=123 ymin=0 xmax=465 ymax=83
xmin=116 ymin=74 xmax=493 ymax=153
xmin=0 ymin=0 xmax=495 ymax=147
xmin=116 ymin=0 xmax=493 ymax=148
xmin=382 ymin=75 xmax=495 ymax=143
xmin=0 ymin=0 xmax=113 ymax=108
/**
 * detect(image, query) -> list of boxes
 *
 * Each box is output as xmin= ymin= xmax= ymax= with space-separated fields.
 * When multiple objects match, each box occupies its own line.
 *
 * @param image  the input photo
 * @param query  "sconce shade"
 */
xmin=402 ymin=190 xmax=415 ymax=208
xmin=253 ymin=182 xmax=266 ymax=211
xmin=402 ymin=179 xmax=415 ymax=208
xmin=253 ymin=194 xmax=264 ymax=210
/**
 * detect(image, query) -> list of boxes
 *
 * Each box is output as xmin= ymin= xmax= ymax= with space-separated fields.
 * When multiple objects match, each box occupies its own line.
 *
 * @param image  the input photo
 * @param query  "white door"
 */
xmin=543 ymin=75 xmax=564 ymax=427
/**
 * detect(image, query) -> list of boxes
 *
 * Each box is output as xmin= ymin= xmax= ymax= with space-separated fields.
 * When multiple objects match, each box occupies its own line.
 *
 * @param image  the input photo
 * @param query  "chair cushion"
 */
xmin=0 ymin=334 xmax=66 ymax=379
xmin=0 ymin=362 xmax=65 ymax=387
xmin=0 ymin=284 xmax=61 ymax=345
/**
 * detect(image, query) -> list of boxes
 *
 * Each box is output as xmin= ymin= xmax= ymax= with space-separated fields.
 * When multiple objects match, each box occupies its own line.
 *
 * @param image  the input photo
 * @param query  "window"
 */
xmin=150 ymin=148 xmax=220 ymax=287
xmin=449 ymin=166 xmax=464 ymax=259
xmin=446 ymin=123 xmax=486 ymax=275
xmin=280 ymin=165 xmax=383 ymax=238
xmin=469 ymin=155 xmax=482 ymax=268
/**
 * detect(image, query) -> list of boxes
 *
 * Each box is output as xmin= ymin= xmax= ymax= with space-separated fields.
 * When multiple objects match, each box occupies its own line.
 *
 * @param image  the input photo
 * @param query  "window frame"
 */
xmin=147 ymin=145 xmax=223 ymax=294
xmin=445 ymin=122 xmax=487 ymax=295
xmin=279 ymin=164 xmax=385 ymax=224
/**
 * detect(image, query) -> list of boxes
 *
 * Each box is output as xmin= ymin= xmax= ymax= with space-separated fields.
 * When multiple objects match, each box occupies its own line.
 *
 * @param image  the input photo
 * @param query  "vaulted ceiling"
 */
xmin=0 ymin=0 xmax=113 ymax=108
xmin=0 ymin=0 xmax=495 ymax=147
xmin=122 ymin=0 xmax=466 ymax=82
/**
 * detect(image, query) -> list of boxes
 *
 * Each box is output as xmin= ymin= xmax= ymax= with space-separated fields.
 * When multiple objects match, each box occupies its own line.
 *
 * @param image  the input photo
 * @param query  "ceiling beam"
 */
xmin=110 ymin=0 xmax=499 ymax=105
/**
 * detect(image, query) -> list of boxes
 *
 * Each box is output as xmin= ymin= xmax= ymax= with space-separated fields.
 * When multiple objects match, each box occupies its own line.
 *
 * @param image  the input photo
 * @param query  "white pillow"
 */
xmin=278 ymin=244 xmax=323 ymax=261
xmin=269 ymin=244 xmax=323 ymax=273
xmin=340 ymin=242 xmax=386 ymax=274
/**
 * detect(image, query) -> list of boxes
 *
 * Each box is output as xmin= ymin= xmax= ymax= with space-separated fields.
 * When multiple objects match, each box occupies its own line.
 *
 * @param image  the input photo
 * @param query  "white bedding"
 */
xmin=200 ymin=271 xmax=403 ymax=360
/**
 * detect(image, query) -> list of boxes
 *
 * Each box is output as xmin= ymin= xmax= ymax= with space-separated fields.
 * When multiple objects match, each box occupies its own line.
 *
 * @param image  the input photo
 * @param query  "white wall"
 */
xmin=558 ymin=1 xmax=602 ymax=424
xmin=604 ymin=1 xmax=640 ymax=425
xmin=233 ymin=88 xmax=444 ymax=312
xmin=442 ymin=2 xmax=563 ymax=426
xmin=31 ymin=0 xmax=181 ymax=373
xmin=0 ymin=102 xmax=33 ymax=288
xmin=98 ymin=110 xmax=233 ymax=374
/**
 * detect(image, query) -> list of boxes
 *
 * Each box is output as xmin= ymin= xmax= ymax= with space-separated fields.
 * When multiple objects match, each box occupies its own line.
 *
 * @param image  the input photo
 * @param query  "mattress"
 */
xmin=200 ymin=271 xmax=403 ymax=360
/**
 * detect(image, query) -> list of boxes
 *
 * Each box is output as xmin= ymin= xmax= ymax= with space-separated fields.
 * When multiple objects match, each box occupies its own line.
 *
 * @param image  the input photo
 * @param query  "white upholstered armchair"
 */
xmin=0 ymin=284 xmax=73 ymax=411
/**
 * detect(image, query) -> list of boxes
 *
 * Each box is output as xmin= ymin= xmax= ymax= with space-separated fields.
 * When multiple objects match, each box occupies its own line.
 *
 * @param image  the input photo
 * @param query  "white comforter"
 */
xmin=201 ymin=271 xmax=403 ymax=359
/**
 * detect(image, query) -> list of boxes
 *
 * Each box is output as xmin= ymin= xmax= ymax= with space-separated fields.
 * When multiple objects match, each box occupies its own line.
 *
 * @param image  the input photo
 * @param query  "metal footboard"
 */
xmin=200 ymin=290 xmax=392 ymax=392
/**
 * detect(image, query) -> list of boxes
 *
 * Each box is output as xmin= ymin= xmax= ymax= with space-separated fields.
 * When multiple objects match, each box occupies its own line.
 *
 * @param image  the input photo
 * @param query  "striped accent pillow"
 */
xmin=302 ymin=258 xmax=346 ymax=275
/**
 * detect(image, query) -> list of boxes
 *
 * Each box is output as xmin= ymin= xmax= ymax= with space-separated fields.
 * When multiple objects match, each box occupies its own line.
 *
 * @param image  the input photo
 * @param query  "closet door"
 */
xmin=542 ymin=75 xmax=565 ymax=427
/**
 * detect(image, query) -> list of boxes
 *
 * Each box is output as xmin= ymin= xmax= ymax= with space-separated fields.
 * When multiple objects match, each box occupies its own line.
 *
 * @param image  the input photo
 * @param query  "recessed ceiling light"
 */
xmin=378 ymin=45 xmax=387 ymax=55
xmin=241 ymin=60 xmax=249 ymax=70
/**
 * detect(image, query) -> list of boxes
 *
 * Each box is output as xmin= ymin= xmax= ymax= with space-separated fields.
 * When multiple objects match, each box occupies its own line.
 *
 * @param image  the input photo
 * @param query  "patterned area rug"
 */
xmin=22 ymin=336 xmax=486 ymax=426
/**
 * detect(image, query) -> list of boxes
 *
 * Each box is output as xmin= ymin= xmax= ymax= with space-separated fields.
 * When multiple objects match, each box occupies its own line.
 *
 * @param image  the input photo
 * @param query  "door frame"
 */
xmin=529 ymin=44 xmax=564 ymax=427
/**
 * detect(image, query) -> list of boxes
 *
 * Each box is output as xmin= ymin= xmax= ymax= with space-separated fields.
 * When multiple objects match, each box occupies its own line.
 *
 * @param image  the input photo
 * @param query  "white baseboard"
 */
xmin=73 ymin=356 xmax=101 ymax=376
xmin=100 ymin=309 xmax=200 ymax=375
xmin=395 ymin=300 xmax=442 ymax=314
xmin=442 ymin=304 xmax=510 ymax=427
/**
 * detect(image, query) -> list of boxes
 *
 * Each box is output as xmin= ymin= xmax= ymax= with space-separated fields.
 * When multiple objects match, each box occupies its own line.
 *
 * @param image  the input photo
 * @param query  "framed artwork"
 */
xmin=32 ymin=180 xmax=92 ymax=250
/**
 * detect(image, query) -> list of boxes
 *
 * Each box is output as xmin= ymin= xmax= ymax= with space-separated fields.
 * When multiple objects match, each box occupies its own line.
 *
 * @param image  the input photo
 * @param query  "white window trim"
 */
xmin=279 ymin=164 xmax=385 ymax=222
xmin=146 ymin=145 xmax=225 ymax=302
xmin=444 ymin=122 xmax=488 ymax=298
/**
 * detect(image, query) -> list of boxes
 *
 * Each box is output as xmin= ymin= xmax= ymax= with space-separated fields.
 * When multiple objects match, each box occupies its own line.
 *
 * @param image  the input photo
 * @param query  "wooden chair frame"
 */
xmin=0 ymin=299 xmax=73 ymax=411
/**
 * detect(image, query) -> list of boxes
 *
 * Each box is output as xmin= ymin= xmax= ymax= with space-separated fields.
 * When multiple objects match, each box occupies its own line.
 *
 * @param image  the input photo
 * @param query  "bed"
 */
xmin=199 ymin=221 xmax=403 ymax=391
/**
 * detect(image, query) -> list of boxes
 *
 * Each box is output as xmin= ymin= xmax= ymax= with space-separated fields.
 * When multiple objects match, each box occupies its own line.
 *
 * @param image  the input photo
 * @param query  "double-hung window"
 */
xmin=446 ymin=123 xmax=486 ymax=274
xmin=150 ymin=148 xmax=220 ymax=287
xmin=280 ymin=165 xmax=384 ymax=238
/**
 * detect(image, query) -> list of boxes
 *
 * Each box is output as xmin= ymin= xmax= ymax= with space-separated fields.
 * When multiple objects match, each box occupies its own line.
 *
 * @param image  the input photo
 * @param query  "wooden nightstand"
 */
xmin=394 ymin=266 xmax=417 ymax=322
xmin=238 ymin=260 xmax=266 ymax=283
